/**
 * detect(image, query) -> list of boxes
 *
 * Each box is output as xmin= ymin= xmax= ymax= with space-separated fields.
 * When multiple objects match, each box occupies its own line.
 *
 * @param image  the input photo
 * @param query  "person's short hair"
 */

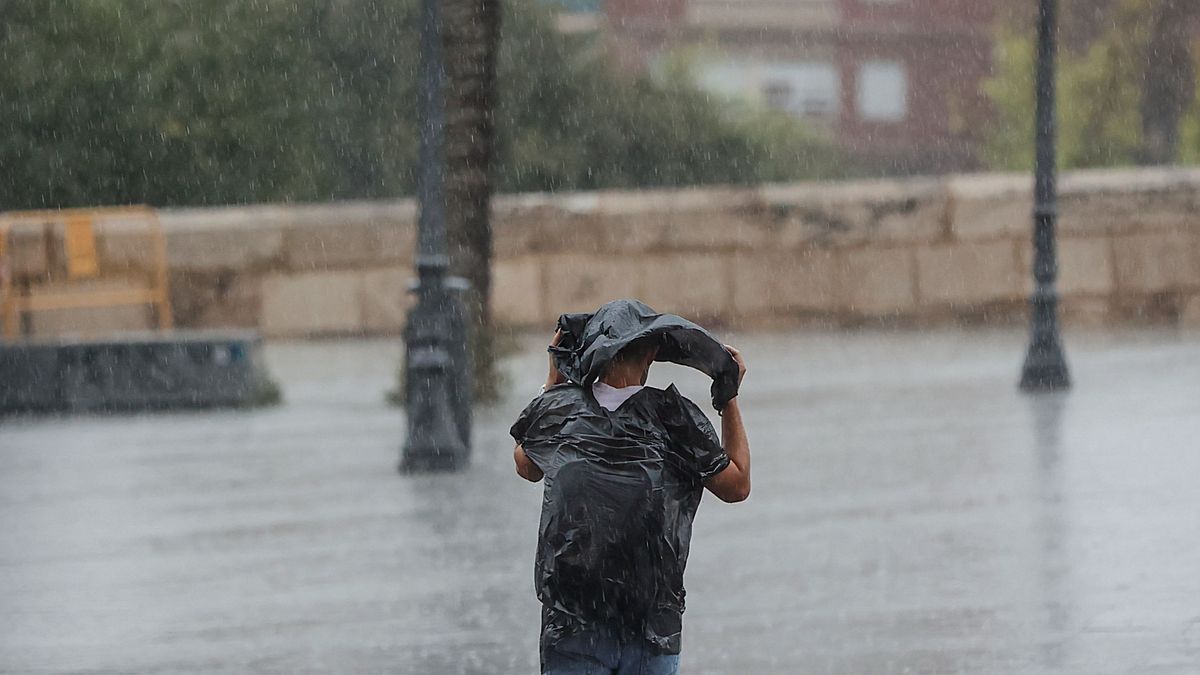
xmin=612 ymin=335 xmax=659 ymax=366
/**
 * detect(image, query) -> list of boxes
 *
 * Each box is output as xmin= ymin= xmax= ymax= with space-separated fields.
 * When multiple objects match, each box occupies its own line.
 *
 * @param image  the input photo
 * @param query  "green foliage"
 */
xmin=0 ymin=0 xmax=839 ymax=210
xmin=1060 ymin=31 xmax=1144 ymax=167
xmin=0 ymin=0 xmax=418 ymax=208
xmin=1180 ymin=48 xmax=1200 ymax=164
xmin=984 ymin=0 xmax=1199 ymax=171
xmin=982 ymin=31 xmax=1036 ymax=170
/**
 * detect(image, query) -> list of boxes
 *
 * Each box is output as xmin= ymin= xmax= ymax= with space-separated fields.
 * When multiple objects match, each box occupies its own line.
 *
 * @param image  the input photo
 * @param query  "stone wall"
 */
xmin=26 ymin=167 xmax=1200 ymax=337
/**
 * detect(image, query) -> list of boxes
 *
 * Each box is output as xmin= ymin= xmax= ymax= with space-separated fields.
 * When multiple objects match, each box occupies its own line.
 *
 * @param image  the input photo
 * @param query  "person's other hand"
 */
xmin=724 ymin=344 xmax=747 ymax=388
xmin=546 ymin=328 xmax=566 ymax=389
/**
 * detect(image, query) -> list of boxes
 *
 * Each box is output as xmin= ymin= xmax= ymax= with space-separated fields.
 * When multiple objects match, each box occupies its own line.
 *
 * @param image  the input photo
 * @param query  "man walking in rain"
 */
xmin=511 ymin=299 xmax=752 ymax=675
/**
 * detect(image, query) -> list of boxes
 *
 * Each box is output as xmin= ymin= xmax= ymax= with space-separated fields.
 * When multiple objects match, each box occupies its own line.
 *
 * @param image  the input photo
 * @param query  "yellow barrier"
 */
xmin=0 ymin=206 xmax=173 ymax=339
xmin=65 ymin=214 xmax=101 ymax=279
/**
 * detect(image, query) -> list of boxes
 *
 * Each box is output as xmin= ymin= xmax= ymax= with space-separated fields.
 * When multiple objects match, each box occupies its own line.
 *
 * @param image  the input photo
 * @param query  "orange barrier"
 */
xmin=0 ymin=206 xmax=173 ymax=339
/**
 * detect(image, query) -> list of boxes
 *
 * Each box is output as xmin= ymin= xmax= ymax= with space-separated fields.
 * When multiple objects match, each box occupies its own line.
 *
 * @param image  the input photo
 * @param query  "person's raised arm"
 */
xmin=514 ymin=444 xmax=544 ymax=482
xmin=705 ymin=345 xmax=751 ymax=503
xmin=513 ymin=328 xmax=563 ymax=483
xmin=545 ymin=328 xmax=566 ymax=390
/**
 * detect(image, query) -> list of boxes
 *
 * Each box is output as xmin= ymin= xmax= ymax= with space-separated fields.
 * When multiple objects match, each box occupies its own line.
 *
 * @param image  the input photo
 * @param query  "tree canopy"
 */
xmin=984 ymin=0 xmax=1200 ymax=171
xmin=0 ymin=0 xmax=841 ymax=210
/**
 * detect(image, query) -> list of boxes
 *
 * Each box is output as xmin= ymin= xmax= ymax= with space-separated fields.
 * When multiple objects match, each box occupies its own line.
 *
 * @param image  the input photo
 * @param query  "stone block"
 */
xmin=641 ymin=253 xmax=730 ymax=319
xmin=169 ymin=270 xmax=262 ymax=330
xmin=542 ymin=254 xmax=643 ymax=316
xmin=664 ymin=202 xmax=771 ymax=252
xmin=284 ymin=218 xmax=414 ymax=271
xmin=948 ymin=168 xmax=1200 ymax=240
xmin=284 ymin=200 xmax=417 ymax=229
xmin=649 ymin=186 xmax=769 ymax=253
xmin=492 ymin=256 xmax=545 ymax=326
xmin=1059 ymin=167 xmax=1200 ymax=235
xmin=260 ymin=270 xmax=362 ymax=337
xmin=597 ymin=214 xmax=672 ymax=255
xmin=496 ymin=190 xmax=766 ymax=257
xmin=492 ymin=208 xmax=543 ymax=259
xmin=843 ymin=247 xmax=918 ymax=315
xmin=595 ymin=188 xmax=674 ymax=216
xmin=282 ymin=200 xmax=417 ymax=269
xmin=762 ymin=177 xmax=947 ymax=248
xmin=731 ymin=248 xmax=842 ymax=315
xmin=945 ymin=172 xmax=1032 ymax=241
xmin=5 ymin=228 xmax=50 ymax=277
xmin=162 ymin=204 xmax=294 ymax=232
xmin=81 ymin=214 xmax=162 ymax=272
xmin=1112 ymin=231 xmax=1198 ymax=295
xmin=1059 ymin=189 xmax=1200 ymax=237
xmin=646 ymin=185 xmax=756 ymax=214
xmin=1060 ymin=297 xmax=1113 ymax=328
xmin=1058 ymin=238 xmax=1115 ymax=296
xmin=167 ymin=227 xmax=284 ymax=271
xmin=1111 ymin=292 xmax=1192 ymax=325
xmin=97 ymin=228 xmax=157 ymax=272
xmin=1181 ymin=295 xmax=1200 ymax=329
xmin=1059 ymin=166 xmax=1200 ymax=193
xmin=1191 ymin=230 xmax=1200 ymax=287
xmin=27 ymin=278 xmax=155 ymax=337
xmin=500 ymin=206 xmax=671 ymax=258
xmin=917 ymin=240 xmax=1023 ymax=307
xmin=360 ymin=267 xmax=412 ymax=334
xmin=493 ymin=199 xmax=605 ymax=257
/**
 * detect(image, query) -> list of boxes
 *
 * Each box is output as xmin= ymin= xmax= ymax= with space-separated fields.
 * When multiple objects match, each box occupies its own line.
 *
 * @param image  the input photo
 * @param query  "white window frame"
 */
xmin=856 ymin=60 xmax=908 ymax=122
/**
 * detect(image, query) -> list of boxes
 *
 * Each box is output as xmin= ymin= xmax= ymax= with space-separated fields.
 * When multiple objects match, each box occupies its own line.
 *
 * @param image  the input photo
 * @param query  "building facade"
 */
xmin=601 ymin=0 xmax=1009 ymax=174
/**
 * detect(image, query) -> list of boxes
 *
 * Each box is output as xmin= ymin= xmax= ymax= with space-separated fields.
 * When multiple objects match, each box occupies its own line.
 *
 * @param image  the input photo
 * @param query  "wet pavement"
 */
xmin=2 ymin=328 xmax=1199 ymax=674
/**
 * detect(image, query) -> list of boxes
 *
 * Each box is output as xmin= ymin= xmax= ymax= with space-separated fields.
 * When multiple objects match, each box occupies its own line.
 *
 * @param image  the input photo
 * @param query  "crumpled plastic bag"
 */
xmin=549 ymin=298 xmax=740 ymax=410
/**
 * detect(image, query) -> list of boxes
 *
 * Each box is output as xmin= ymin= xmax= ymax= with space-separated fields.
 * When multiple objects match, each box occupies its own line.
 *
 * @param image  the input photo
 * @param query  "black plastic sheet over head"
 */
xmin=549 ymin=299 xmax=739 ymax=411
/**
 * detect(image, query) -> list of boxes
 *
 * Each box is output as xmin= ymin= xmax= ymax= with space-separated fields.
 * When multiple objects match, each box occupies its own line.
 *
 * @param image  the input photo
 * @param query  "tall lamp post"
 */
xmin=1020 ymin=0 xmax=1071 ymax=392
xmin=401 ymin=0 xmax=472 ymax=472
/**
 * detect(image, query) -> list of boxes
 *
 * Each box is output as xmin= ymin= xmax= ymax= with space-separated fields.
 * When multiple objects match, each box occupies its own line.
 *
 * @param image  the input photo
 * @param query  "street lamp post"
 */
xmin=1020 ymin=0 xmax=1071 ymax=392
xmin=401 ymin=0 xmax=471 ymax=472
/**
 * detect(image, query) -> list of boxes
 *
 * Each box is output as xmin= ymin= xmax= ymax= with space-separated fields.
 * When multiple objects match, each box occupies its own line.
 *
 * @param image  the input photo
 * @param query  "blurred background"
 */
xmin=2 ymin=1 xmax=1199 ymax=673
xmin=2 ymin=0 xmax=1198 ymax=344
xmin=4 ymin=0 xmax=1200 ymax=206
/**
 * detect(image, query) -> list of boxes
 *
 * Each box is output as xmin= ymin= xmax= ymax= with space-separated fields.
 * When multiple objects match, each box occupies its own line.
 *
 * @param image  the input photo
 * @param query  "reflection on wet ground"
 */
xmin=2 ymin=329 xmax=1199 ymax=674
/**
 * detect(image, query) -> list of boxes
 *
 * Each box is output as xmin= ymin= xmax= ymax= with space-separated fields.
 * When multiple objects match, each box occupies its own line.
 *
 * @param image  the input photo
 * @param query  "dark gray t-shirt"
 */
xmin=511 ymin=382 xmax=729 ymax=656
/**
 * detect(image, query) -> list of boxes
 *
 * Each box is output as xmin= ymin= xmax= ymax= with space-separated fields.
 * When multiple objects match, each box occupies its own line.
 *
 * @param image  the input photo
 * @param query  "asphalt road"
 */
xmin=2 ymin=329 xmax=1199 ymax=674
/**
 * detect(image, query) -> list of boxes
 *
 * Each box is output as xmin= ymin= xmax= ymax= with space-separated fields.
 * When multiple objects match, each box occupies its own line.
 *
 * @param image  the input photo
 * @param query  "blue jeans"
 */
xmin=542 ymin=630 xmax=680 ymax=675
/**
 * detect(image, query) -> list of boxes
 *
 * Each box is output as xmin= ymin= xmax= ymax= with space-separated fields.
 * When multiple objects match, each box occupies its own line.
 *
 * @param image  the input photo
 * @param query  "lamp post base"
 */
xmin=399 ymin=447 xmax=466 ymax=473
xmin=1020 ymin=336 xmax=1071 ymax=392
xmin=399 ymin=349 xmax=469 ymax=473
xmin=399 ymin=268 xmax=471 ymax=473
xmin=1020 ymin=286 xmax=1071 ymax=393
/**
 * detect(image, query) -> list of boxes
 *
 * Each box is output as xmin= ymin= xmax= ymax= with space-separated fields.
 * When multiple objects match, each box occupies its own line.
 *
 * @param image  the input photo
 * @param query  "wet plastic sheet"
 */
xmin=550 ymin=299 xmax=740 ymax=412
xmin=511 ymin=300 xmax=739 ymax=657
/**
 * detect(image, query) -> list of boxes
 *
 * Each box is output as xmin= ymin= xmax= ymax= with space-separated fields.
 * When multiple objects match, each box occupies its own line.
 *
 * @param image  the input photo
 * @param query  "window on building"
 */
xmin=762 ymin=81 xmax=793 ymax=111
xmin=695 ymin=60 xmax=839 ymax=119
xmin=857 ymin=60 xmax=907 ymax=122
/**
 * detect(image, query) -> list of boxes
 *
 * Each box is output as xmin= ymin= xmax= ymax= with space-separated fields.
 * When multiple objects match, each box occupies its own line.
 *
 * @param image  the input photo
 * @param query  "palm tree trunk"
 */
xmin=1140 ymin=0 xmax=1196 ymax=165
xmin=442 ymin=0 xmax=502 ymax=400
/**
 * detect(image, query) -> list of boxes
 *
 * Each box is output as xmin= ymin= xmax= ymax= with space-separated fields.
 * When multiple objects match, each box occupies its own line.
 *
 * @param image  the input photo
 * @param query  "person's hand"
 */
xmin=545 ymin=328 xmax=566 ymax=389
xmin=725 ymin=344 xmax=747 ymax=388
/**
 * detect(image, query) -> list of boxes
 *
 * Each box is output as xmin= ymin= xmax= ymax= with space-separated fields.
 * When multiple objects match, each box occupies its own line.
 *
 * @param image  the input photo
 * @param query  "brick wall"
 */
xmin=834 ymin=0 xmax=1003 ymax=172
